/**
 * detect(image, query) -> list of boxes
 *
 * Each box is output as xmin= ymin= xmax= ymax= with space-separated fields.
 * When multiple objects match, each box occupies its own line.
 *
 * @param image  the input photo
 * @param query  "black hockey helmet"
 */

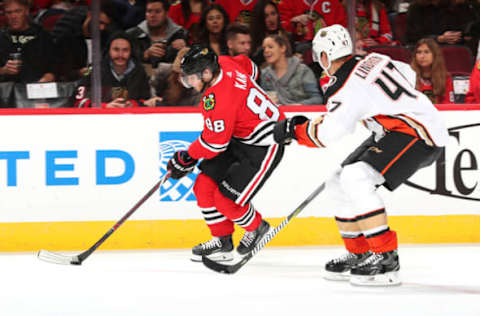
xmin=180 ymin=44 xmax=219 ymax=76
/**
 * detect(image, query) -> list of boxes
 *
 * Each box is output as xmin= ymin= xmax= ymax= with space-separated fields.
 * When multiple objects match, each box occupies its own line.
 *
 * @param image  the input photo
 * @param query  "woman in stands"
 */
xmin=411 ymin=38 xmax=454 ymax=104
xmin=193 ymin=3 xmax=229 ymax=56
xmin=250 ymin=0 xmax=293 ymax=67
xmin=259 ymin=34 xmax=322 ymax=105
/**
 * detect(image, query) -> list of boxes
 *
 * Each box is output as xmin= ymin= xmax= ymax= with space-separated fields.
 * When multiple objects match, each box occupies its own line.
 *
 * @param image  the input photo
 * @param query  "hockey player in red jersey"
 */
xmin=273 ymin=25 xmax=448 ymax=286
xmin=167 ymin=45 xmax=286 ymax=262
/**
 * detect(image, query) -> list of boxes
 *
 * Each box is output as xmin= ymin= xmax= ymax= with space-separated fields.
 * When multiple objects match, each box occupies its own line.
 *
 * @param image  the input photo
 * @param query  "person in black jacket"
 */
xmin=74 ymin=31 xmax=161 ymax=108
xmin=51 ymin=0 xmax=120 ymax=81
xmin=126 ymin=0 xmax=187 ymax=66
xmin=0 ymin=0 xmax=56 ymax=83
xmin=406 ymin=0 xmax=478 ymax=56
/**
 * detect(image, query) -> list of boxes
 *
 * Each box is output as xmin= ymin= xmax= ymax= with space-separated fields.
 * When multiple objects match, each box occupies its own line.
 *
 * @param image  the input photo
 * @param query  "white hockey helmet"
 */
xmin=312 ymin=24 xmax=353 ymax=73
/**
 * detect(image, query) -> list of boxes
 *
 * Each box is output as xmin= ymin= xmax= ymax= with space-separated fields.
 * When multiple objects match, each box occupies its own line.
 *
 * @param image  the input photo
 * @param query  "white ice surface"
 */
xmin=1 ymin=245 xmax=479 ymax=316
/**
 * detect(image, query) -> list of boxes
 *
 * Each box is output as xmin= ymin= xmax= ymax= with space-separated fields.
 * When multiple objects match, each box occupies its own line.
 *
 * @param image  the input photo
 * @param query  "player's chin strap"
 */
xmin=319 ymin=56 xmax=337 ymax=87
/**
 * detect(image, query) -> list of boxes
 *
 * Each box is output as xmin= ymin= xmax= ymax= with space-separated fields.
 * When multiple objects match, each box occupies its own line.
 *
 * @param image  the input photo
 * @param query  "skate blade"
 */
xmin=191 ymin=252 xmax=233 ymax=263
xmin=323 ymin=270 xmax=351 ymax=281
xmin=350 ymin=271 xmax=401 ymax=287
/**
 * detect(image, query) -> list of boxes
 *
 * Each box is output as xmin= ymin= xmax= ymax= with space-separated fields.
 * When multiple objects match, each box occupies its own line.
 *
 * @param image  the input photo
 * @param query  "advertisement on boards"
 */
xmin=0 ymin=110 xmax=478 ymax=224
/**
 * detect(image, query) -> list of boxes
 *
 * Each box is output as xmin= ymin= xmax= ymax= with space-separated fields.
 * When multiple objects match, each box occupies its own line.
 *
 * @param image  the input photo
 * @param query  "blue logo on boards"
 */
xmin=159 ymin=131 xmax=201 ymax=202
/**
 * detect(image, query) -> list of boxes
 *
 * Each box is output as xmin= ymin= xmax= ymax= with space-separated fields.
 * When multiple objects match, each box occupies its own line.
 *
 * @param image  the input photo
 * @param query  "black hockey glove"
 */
xmin=167 ymin=151 xmax=198 ymax=179
xmin=273 ymin=115 xmax=309 ymax=144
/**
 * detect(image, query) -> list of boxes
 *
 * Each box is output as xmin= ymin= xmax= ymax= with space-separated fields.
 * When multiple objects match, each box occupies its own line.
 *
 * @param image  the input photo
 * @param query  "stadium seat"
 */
xmin=365 ymin=45 xmax=412 ymax=63
xmin=440 ymin=45 xmax=474 ymax=74
xmin=390 ymin=12 xmax=407 ymax=45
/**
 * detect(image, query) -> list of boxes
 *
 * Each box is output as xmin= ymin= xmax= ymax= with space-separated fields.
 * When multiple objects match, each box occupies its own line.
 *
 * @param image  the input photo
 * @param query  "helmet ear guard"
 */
xmin=312 ymin=24 xmax=353 ymax=74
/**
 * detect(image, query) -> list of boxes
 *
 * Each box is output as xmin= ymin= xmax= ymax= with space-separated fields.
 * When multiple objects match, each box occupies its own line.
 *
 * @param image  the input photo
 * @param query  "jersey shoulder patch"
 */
xmin=202 ymin=93 xmax=216 ymax=111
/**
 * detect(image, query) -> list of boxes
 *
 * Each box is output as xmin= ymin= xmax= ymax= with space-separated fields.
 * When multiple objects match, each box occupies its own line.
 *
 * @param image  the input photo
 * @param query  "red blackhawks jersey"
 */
xmin=215 ymin=0 xmax=258 ymax=25
xmin=188 ymin=55 xmax=286 ymax=160
xmin=278 ymin=0 xmax=347 ymax=33
xmin=168 ymin=1 xmax=202 ymax=31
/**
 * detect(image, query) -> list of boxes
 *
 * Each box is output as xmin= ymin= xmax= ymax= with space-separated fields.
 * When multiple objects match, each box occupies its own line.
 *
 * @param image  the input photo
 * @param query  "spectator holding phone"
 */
xmin=406 ymin=0 xmax=478 ymax=56
xmin=127 ymin=0 xmax=187 ymax=66
xmin=74 ymin=31 xmax=161 ymax=108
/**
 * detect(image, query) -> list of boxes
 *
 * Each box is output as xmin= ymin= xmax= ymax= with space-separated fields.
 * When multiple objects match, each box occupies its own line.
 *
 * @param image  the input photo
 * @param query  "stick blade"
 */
xmin=202 ymin=254 xmax=250 ymax=274
xmin=37 ymin=250 xmax=81 ymax=265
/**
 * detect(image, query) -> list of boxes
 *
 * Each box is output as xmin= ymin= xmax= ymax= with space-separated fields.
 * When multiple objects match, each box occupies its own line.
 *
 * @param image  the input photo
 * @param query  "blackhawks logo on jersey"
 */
xmin=203 ymin=93 xmax=216 ymax=111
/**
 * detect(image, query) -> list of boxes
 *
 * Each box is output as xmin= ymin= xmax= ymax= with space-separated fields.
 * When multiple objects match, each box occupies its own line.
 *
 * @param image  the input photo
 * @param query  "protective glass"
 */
xmin=180 ymin=73 xmax=202 ymax=89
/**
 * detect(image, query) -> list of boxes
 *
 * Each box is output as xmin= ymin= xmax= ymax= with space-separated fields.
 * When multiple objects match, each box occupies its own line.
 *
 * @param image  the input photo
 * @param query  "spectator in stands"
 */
xmin=168 ymin=0 xmax=209 ymax=44
xmin=215 ymin=0 xmax=258 ymax=26
xmin=250 ymin=0 xmax=293 ymax=67
xmin=383 ymin=0 xmax=413 ymax=13
xmin=111 ymin=0 xmax=146 ymax=30
xmin=51 ymin=0 xmax=120 ymax=81
xmin=226 ymin=23 xmax=252 ymax=57
xmin=127 ymin=0 xmax=187 ymax=67
xmin=151 ymin=46 xmax=202 ymax=106
xmin=31 ymin=0 xmax=52 ymax=16
xmin=194 ymin=3 xmax=229 ymax=56
xmin=406 ymin=0 xmax=478 ymax=57
xmin=74 ymin=31 xmax=161 ymax=107
xmin=465 ymin=59 xmax=480 ymax=103
xmin=0 ymin=0 xmax=56 ymax=83
xmin=277 ymin=0 xmax=346 ymax=43
xmin=346 ymin=0 xmax=396 ymax=52
xmin=411 ymin=38 xmax=454 ymax=104
xmin=34 ymin=0 xmax=74 ymax=32
xmin=260 ymin=34 xmax=322 ymax=105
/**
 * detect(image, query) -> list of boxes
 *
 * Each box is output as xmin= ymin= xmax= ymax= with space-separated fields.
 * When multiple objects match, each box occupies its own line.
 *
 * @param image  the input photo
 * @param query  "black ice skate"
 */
xmin=324 ymin=251 xmax=371 ymax=281
xmin=191 ymin=235 xmax=234 ymax=262
xmin=236 ymin=220 xmax=270 ymax=255
xmin=350 ymin=250 xmax=401 ymax=286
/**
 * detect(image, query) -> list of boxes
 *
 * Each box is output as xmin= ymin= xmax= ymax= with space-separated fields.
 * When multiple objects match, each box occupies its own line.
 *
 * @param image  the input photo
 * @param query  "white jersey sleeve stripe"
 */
xmin=308 ymin=117 xmax=326 ymax=148
xmin=198 ymin=136 xmax=229 ymax=153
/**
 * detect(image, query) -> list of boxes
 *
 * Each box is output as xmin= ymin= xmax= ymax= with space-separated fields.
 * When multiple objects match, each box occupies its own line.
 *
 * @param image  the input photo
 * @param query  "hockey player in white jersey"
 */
xmin=273 ymin=24 xmax=448 ymax=286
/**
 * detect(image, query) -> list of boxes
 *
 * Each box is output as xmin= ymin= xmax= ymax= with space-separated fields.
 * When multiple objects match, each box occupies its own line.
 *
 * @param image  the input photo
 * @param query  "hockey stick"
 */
xmin=37 ymin=172 xmax=171 ymax=265
xmin=202 ymin=182 xmax=326 ymax=274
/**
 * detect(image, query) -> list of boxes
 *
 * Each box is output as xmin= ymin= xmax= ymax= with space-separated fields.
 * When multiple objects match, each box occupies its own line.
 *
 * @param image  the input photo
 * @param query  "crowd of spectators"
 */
xmin=0 ymin=0 xmax=479 ymax=108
